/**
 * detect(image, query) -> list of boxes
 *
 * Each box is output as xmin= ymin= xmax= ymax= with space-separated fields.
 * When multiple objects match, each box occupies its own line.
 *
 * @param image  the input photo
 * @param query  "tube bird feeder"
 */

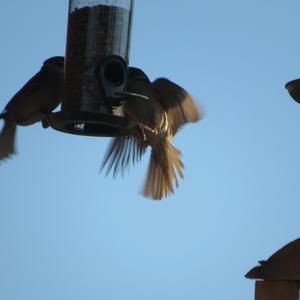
xmin=50 ymin=0 xmax=135 ymax=137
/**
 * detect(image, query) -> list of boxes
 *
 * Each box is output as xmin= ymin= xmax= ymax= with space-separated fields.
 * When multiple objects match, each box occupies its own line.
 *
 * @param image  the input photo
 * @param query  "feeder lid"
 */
xmin=245 ymin=238 xmax=300 ymax=282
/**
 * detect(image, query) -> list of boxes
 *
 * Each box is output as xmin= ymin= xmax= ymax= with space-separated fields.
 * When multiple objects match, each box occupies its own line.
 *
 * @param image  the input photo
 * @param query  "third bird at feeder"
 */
xmin=101 ymin=67 xmax=202 ymax=200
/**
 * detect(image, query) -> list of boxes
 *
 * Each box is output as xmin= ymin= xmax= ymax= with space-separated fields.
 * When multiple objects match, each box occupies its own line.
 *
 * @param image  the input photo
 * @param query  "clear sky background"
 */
xmin=1 ymin=1 xmax=300 ymax=299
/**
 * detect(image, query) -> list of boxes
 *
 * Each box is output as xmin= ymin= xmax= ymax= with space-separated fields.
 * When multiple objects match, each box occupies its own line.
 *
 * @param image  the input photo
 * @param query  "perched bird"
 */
xmin=0 ymin=56 xmax=64 ymax=160
xmin=245 ymin=238 xmax=300 ymax=281
xmin=285 ymin=79 xmax=300 ymax=103
xmin=102 ymin=67 xmax=201 ymax=200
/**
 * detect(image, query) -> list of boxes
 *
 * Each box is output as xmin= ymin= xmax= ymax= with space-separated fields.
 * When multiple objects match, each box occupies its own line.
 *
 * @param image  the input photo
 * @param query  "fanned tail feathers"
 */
xmin=143 ymin=138 xmax=183 ymax=200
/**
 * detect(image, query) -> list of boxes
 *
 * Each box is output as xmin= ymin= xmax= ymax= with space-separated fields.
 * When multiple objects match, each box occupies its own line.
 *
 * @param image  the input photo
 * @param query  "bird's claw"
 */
xmin=136 ymin=123 xmax=159 ymax=142
xmin=138 ymin=124 xmax=147 ymax=141
xmin=41 ymin=113 xmax=51 ymax=129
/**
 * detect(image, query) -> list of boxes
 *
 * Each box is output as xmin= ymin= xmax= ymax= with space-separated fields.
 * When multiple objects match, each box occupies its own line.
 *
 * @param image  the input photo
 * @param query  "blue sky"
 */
xmin=1 ymin=1 xmax=300 ymax=299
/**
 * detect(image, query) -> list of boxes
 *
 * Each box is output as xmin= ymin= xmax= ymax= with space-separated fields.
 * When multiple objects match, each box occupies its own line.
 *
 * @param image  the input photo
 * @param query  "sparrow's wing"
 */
xmin=4 ymin=70 xmax=46 ymax=111
xmin=124 ymin=98 xmax=157 ymax=129
xmin=152 ymin=78 xmax=201 ymax=136
xmin=101 ymin=136 xmax=147 ymax=177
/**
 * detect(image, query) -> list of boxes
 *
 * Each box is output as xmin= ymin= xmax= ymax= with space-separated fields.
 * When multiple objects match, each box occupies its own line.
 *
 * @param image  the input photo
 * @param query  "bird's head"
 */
xmin=43 ymin=56 xmax=65 ymax=69
xmin=42 ymin=56 xmax=65 ymax=85
xmin=128 ymin=67 xmax=150 ymax=83
xmin=285 ymin=79 xmax=300 ymax=103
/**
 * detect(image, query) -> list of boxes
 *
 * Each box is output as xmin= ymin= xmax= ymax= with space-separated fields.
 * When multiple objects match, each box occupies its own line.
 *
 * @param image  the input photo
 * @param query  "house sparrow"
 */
xmin=285 ymin=79 xmax=300 ymax=103
xmin=102 ymin=67 xmax=201 ymax=200
xmin=0 ymin=56 xmax=64 ymax=160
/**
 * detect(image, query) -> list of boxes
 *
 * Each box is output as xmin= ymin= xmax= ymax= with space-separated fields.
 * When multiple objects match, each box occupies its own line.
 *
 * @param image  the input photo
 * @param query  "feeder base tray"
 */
xmin=48 ymin=111 xmax=136 ymax=137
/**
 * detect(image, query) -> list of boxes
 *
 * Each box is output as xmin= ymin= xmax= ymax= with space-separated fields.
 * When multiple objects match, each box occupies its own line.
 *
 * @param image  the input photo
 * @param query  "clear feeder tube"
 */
xmin=64 ymin=0 xmax=134 ymax=113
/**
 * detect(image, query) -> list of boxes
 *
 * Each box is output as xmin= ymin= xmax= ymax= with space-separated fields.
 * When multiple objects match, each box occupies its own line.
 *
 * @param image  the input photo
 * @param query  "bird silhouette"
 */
xmin=102 ymin=67 xmax=201 ymax=200
xmin=286 ymin=79 xmax=300 ymax=103
xmin=0 ymin=56 xmax=64 ymax=161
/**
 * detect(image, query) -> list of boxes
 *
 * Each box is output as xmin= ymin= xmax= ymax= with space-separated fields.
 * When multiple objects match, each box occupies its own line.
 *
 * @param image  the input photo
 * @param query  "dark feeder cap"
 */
xmin=285 ymin=79 xmax=300 ymax=104
xmin=245 ymin=238 xmax=300 ymax=282
xmin=49 ymin=55 xmax=136 ymax=137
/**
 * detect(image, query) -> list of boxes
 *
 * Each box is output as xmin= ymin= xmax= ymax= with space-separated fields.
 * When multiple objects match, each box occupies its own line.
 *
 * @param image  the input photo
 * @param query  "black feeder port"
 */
xmin=49 ymin=0 xmax=136 ymax=137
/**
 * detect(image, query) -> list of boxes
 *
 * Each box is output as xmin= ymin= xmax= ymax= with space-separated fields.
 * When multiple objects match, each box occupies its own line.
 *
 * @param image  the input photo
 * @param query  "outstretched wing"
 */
xmin=152 ymin=78 xmax=201 ymax=136
xmin=101 ymin=136 xmax=147 ymax=177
